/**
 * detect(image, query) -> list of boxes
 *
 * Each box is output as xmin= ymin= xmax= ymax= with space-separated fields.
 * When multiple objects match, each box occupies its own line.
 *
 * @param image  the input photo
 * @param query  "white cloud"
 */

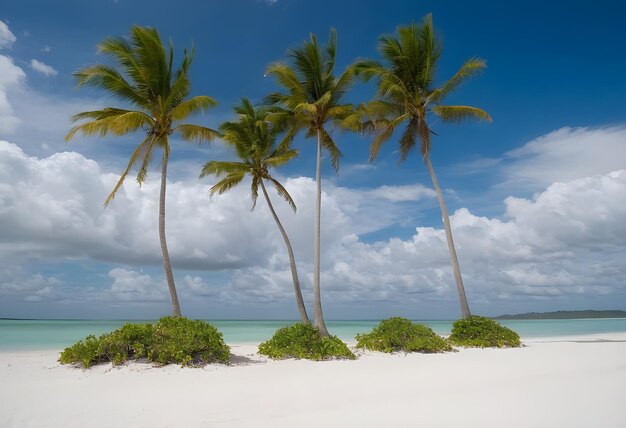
xmin=0 ymin=55 xmax=26 ymax=134
xmin=41 ymin=45 xmax=51 ymax=53
xmin=108 ymin=268 xmax=167 ymax=302
xmin=1 ymin=126 xmax=625 ymax=316
xmin=502 ymin=126 xmax=626 ymax=190
xmin=29 ymin=59 xmax=58 ymax=77
xmin=0 ymin=141 xmax=422 ymax=271
xmin=0 ymin=21 xmax=16 ymax=49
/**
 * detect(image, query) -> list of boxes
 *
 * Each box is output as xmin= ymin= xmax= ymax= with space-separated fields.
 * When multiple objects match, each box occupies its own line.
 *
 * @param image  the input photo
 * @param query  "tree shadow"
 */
xmin=229 ymin=353 xmax=267 ymax=366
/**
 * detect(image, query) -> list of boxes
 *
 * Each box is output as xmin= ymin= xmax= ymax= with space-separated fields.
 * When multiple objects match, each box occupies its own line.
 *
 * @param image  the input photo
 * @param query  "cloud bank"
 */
xmin=1 ymin=129 xmax=625 ymax=317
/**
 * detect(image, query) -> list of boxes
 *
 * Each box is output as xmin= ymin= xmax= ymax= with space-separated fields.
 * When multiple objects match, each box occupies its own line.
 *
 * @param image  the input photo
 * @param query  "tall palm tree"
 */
xmin=265 ymin=29 xmax=355 ymax=336
xmin=200 ymin=98 xmax=310 ymax=324
xmin=353 ymin=15 xmax=492 ymax=318
xmin=65 ymin=26 xmax=220 ymax=316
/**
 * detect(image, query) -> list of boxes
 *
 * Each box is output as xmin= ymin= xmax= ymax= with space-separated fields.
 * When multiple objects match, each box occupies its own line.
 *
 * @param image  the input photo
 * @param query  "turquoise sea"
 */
xmin=2 ymin=318 xmax=626 ymax=351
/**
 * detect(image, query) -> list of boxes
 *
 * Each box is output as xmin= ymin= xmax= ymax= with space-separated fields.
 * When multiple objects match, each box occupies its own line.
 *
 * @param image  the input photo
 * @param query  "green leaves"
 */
xmin=265 ymin=29 xmax=354 ymax=170
xmin=67 ymin=25 xmax=217 ymax=208
xmin=355 ymin=317 xmax=452 ymax=354
xmin=201 ymin=98 xmax=299 ymax=212
xmin=357 ymin=15 xmax=491 ymax=161
xmin=258 ymin=323 xmax=355 ymax=361
xmin=171 ymin=96 xmax=217 ymax=121
xmin=448 ymin=316 xmax=521 ymax=348
xmin=432 ymin=105 xmax=493 ymax=124
xmin=59 ymin=318 xmax=231 ymax=368
xmin=175 ymin=124 xmax=221 ymax=144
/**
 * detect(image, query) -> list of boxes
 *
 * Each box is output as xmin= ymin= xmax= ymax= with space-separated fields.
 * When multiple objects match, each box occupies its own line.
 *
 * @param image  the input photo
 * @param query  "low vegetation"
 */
xmin=448 ymin=316 xmax=521 ymax=348
xmin=59 ymin=317 xmax=230 ymax=368
xmin=258 ymin=323 xmax=355 ymax=361
xmin=355 ymin=317 xmax=452 ymax=353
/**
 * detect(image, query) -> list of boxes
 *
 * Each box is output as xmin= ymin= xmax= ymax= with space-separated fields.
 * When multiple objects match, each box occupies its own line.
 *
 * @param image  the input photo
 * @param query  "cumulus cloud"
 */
xmin=29 ymin=59 xmax=58 ymax=77
xmin=502 ymin=126 xmax=626 ymax=189
xmin=0 ymin=55 xmax=26 ymax=134
xmin=0 ymin=141 xmax=426 ymax=271
xmin=1 ymin=125 xmax=626 ymax=317
xmin=0 ymin=21 xmax=16 ymax=49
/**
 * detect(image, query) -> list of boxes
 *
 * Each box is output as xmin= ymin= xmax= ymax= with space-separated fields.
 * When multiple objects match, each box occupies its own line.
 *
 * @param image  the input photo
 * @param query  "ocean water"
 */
xmin=1 ymin=318 xmax=626 ymax=352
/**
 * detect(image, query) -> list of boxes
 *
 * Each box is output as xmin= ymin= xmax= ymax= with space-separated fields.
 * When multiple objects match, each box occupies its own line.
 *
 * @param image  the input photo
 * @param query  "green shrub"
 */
xmin=355 ymin=317 xmax=452 ymax=353
xmin=59 ymin=334 xmax=105 ymax=368
xmin=100 ymin=323 xmax=153 ymax=365
xmin=59 ymin=317 xmax=230 ymax=368
xmin=258 ymin=323 xmax=355 ymax=361
xmin=448 ymin=316 xmax=521 ymax=348
xmin=148 ymin=316 xmax=231 ymax=366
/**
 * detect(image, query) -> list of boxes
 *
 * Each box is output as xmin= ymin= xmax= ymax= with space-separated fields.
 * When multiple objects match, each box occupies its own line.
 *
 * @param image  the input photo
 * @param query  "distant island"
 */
xmin=494 ymin=310 xmax=626 ymax=320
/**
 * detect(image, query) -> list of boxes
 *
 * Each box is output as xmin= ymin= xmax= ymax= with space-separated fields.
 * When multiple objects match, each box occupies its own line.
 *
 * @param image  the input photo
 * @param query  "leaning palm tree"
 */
xmin=200 ymin=98 xmax=310 ymax=324
xmin=65 ymin=26 xmax=220 ymax=316
xmin=265 ymin=29 xmax=355 ymax=336
xmin=353 ymin=15 xmax=492 ymax=318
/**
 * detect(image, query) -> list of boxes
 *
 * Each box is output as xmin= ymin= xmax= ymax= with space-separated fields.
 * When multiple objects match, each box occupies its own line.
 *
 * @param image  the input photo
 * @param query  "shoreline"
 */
xmin=2 ymin=332 xmax=625 ymax=427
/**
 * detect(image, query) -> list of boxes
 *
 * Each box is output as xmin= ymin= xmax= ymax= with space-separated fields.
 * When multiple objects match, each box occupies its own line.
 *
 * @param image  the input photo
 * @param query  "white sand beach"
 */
xmin=1 ymin=333 xmax=625 ymax=428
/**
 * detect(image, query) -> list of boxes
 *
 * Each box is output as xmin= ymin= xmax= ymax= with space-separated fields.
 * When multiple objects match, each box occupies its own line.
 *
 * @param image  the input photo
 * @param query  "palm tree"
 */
xmin=265 ymin=29 xmax=355 ymax=336
xmin=200 ymin=98 xmax=310 ymax=324
xmin=353 ymin=15 xmax=492 ymax=318
xmin=65 ymin=26 xmax=220 ymax=316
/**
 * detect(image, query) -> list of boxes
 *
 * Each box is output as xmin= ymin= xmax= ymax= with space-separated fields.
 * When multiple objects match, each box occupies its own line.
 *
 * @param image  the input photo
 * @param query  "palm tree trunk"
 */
xmin=424 ymin=154 xmax=471 ymax=318
xmin=159 ymin=150 xmax=181 ymax=316
xmin=259 ymin=180 xmax=310 ymax=324
xmin=313 ymin=130 xmax=330 ymax=336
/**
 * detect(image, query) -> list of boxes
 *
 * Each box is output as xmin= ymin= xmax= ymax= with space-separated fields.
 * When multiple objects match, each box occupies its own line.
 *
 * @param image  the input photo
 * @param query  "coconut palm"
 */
xmin=265 ymin=29 xmax=355 ymax=336
xmin=352 ymin=15 xmax=492 ymax=318
xmin=65 ymin=26 xmax=220 ymax=316
xmin=200 ymin=98 xmax=310 ymax=324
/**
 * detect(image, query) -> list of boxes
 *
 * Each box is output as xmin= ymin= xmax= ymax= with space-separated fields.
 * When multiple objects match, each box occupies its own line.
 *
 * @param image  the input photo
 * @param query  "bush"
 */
xmin=59 ymin=334 xmax=105 ymax=368
xmin=100 ymin=323 xmax=153 ymax=365
xmin=258 ymin=323 xmax=355 ymax=361
xmin=59 ymin=317 xmax=230 ymax=368
xmin=355 ymin=317 xmax=452 ymax=353
xmin=148 ymin=316 xmax=231 ymax=366
xmin=448 ymin=316 xmax=521 ymax=348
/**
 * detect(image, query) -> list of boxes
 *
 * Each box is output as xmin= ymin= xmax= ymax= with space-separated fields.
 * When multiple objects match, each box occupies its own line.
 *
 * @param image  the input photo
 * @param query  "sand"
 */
xmin=1 ymin=333 xmax=625 ymax=427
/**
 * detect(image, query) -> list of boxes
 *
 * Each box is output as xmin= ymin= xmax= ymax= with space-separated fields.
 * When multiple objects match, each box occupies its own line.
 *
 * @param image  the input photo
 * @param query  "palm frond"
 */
xmin=170 ymin=96 xmax=217 ymax=121
xmin=250 ymin=175 xmax=260 ymax=210
xmin=368 ymin=113 xmax=411 ymax=161
xmin=74 ymin=65 xmax=149 ymax=107
xmin=265 ymin=148 xmax=298 ymax=168
xmin=200 ymin=161 xmax=249 ymax=178
xmin=432 ymin=105 xmax=492 ymax=123
xmin=210 ymin=172 xmax=246 ymax=196
xmin=104 ymin=135 xmax=156 ymax=206
xmin=427 ymin=58 xmax=487 ymax=104
xmin=319 ymin=127 xmax=342 ymax=171
xmin=65 ymin=110 xmax=154 ymax=141
xmin=350 ymin=59 xmax=384 ymax=81
xmin=175 ymin=124 xmax=221 ymax=143
xmin=399 ymin=117 xmax=420 ymax=161
xmin=269 ymin=177 xmax=297 ymax=212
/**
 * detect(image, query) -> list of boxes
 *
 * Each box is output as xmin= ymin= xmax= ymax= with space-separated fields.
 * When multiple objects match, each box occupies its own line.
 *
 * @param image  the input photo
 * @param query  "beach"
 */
xmin=2 ymin=333 xmax=625 ymax=428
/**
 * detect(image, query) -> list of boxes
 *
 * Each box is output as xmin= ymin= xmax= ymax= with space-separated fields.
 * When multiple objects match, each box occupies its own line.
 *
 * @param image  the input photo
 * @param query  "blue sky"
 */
xmin=0 ymin=0 xmax=625 ymax=320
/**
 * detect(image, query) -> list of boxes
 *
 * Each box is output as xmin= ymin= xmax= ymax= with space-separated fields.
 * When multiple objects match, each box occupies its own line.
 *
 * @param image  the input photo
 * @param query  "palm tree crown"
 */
xmin=201 ymin=98 xmax=298 ymax=209
xmin=265 ymin=28 xmax=355 ymax=169
xmin=353 ymin=14 xmax=491 ymax=160
xmin=66 ymin=26 xmax=219 ymax=205
xmin=65 ymin=26 xmax=220 ymax=316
